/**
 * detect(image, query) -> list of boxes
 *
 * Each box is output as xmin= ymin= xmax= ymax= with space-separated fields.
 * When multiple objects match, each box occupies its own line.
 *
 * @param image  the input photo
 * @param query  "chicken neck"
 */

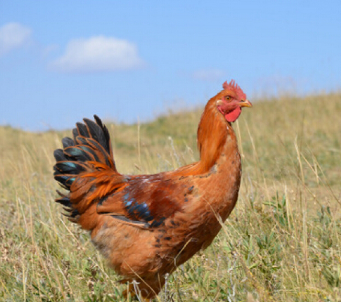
xmin=195 ymin=97 xmax=238 ymax=174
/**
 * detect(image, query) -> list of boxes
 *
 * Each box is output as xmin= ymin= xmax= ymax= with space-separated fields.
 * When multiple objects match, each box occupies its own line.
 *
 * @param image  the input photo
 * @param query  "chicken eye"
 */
xmin=225 ymin=96 xmax=231 ymax=100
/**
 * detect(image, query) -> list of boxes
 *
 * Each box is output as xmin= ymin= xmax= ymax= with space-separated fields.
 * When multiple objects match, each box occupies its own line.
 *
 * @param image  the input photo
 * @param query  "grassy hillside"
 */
xmin=0 ymin=92 xmax=340 ymax=301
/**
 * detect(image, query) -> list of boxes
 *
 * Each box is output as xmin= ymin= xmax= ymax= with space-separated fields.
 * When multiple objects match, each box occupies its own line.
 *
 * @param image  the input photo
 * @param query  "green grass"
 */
xmin=0 ymin=92 xmax=341 ymax=301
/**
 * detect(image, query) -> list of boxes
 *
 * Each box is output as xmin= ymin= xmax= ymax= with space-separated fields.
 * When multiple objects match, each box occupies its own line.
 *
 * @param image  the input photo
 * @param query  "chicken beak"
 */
xmin=239 ymin=99 xmax=252 ymax=108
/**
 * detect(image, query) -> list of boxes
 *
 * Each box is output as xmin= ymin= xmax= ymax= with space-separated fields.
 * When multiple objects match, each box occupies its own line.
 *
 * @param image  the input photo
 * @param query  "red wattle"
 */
xmin=225 ymin=107 xmax=241 ymax=122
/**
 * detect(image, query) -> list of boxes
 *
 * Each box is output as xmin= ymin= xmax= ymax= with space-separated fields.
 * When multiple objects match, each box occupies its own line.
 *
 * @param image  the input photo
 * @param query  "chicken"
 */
xmin=53 ymin=80 xmax=252 ymax=300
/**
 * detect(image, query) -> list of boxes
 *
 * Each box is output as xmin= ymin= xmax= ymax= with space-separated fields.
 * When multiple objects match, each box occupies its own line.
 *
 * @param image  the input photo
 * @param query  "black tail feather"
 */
xmin=62 ymin=137 xmax=75 ymax=148
xmin=54 ymin=149 xmax=67 ymax=162
xmin=83 ymin=118 xmax=110 ymax=155
xmin=56 ymin=191 xmax=79 ymax=221
xmin=55 ymin=161 xmax=86 ymax=174
xmin=54 ymin=175 xmax=76 ymax=189
xmin=63 ymin=146 xmax=94 ymax=162
xmin=56 ymin=196 xmax=72 ymax=207
xmin=83 ymin=137 xmax=113 ymax=167
xmin=72 ymin=128 xmax=78 ymax=141
xmin=76 ymin=122 xmax=89 ymax=137
xmin=94 ymin=115 xmax=111 ymax=155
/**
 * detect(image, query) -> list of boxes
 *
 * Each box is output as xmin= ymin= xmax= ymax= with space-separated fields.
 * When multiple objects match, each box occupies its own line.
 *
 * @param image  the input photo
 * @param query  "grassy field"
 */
xmin=0 ymin=92 xmax=341 ymax=301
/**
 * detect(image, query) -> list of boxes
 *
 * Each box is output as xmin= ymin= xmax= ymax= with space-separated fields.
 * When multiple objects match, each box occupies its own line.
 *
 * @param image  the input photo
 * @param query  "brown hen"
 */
xmin=53 ymin=80 xmax=252 ymax=299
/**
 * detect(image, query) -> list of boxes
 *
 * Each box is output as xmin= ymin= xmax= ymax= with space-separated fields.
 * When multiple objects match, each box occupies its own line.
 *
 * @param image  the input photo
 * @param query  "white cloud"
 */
xmin=50 ymin=36 xmax=144 ymax=73
xmin=192 ymin=69 xmax=224 ymax=81
xmin=0 ymin=22 xmax=32 ymax=56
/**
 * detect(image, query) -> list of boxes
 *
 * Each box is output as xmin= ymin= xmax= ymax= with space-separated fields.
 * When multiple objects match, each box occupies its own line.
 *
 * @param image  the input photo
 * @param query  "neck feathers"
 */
xmin=196 ymin=98 xmax=230 ymax=172
xmin=173 ymin=97 xmax=237 ymax=177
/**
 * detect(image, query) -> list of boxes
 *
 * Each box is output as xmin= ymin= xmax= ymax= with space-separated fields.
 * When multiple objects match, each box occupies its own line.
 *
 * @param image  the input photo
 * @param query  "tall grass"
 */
xmin=0 ymin=92 xmax=340 ymax=301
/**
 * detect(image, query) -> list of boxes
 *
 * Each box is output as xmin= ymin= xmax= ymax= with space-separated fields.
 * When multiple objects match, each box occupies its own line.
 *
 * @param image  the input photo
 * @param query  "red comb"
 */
xmin=222 ymin=80 xmax=246 ymax=100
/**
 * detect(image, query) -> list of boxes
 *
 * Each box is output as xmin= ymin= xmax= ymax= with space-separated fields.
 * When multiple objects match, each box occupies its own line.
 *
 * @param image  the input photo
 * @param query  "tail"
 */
xmin=53 ymin=115 xmax=124 ymax=228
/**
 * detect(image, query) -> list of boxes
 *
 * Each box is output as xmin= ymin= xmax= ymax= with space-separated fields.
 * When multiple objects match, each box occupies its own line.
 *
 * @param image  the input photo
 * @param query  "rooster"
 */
xmin=53 ymin=80 xmax=252 ymax=300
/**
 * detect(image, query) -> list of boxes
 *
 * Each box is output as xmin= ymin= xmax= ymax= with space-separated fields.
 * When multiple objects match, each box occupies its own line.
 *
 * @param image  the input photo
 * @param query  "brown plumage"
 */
xmin=53 ymin=80 xmax=252 ymax=299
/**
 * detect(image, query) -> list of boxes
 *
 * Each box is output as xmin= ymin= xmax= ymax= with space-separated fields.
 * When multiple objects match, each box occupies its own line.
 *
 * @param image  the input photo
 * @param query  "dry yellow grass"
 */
xmin=0 ymin=92 xmax=340 ymax=301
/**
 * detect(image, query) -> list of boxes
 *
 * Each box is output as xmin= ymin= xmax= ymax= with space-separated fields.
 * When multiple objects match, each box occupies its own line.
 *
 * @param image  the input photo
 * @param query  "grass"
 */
xmin=0 ymin=92 xmax=341 ymax=301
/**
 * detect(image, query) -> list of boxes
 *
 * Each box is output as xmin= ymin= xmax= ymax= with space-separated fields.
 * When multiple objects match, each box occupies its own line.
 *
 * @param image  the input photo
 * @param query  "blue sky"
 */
xmin=0 ymin=0 xmax=340 ymax=131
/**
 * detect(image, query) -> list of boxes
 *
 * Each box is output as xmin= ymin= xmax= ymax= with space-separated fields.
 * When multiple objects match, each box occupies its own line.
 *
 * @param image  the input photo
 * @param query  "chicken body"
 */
xmin=53 ymin=80 xmax=251 ymax=299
